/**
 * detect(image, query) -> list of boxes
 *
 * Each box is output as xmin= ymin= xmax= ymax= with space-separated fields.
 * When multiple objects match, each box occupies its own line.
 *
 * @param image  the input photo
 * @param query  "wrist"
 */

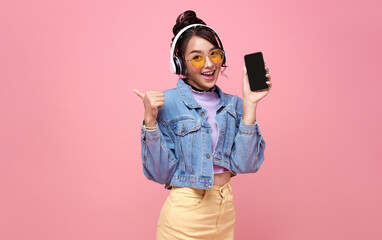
xmin=243 ymin=96 xmax=259 ymax=106
xmin=242 ymin=100 xmax=257 ymax=125
xmin=144 ymin=115 xmax=157 ymax=128
xmin=242 ymin=116 xmax=256 ymax=125
xmin=143 ymin=124 xmax=157 ymax=131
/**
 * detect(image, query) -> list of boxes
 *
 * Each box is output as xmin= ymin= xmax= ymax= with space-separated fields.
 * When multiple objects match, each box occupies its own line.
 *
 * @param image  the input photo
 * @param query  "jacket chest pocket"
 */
xmin=170 ymin=118 xmax=201 ymax=174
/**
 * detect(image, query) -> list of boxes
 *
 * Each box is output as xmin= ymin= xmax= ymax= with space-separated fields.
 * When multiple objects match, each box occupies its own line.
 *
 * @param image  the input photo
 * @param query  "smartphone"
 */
xmin=244 ymin=52 xmax=268 ymax=91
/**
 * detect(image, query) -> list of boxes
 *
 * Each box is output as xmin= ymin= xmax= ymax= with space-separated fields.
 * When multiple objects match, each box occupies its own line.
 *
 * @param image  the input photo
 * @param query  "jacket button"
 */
xmin=219 ymin=130 xmax=225 ymax=134
xmin=181 ymin=124 xmax=185 ymax=132
xmin=204 ymin=182 xmax=209 ymax=187
xmin=201 ymin=111 xmax=205 ymax=116
xmin=206 ymin=154 xmax=210 ymax=159
xmin=206 ymin=129 xmax=209 ymax=133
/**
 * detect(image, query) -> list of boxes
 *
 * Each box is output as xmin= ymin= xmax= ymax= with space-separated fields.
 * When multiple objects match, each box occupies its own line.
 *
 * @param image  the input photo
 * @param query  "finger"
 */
xmin=156 ymin=97 xmax=165 ymax=102
xmin=133 ymin=89 xmax=145 ymax=100
xmin=150 ymin=95 xmax=165 ymax=103
xmin=146 ymin=91 xmax=164 ymax=100
xmin=154 ymin=98 xmax=165 ymax=104
xmin=155 ymin=101 xmax=164 ymax=109
xmin=266 ymin=81 xmax=272 ymax=91
xmin=265 ymin=65 xmax=269 ymax=73
xmin=158 ymin=101 xmax=164 ymax=108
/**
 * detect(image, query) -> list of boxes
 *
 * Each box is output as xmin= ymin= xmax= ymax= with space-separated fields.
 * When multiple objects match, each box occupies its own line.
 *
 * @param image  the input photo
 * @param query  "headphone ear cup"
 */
xmin=174 ymin=56 xmax=183 ymax=75
xmin=179 ymin=58 xmax=186 ymax=75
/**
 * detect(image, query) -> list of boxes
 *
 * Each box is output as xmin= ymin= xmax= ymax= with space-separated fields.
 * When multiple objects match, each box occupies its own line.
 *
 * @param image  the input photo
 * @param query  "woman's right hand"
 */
xmin=134 ymin=89 xmax=165 ymax=127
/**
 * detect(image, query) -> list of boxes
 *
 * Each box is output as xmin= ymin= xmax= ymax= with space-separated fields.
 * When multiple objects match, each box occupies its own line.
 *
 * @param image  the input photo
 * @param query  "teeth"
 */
xmin=202 ymin=71 xmax=214 ymax=76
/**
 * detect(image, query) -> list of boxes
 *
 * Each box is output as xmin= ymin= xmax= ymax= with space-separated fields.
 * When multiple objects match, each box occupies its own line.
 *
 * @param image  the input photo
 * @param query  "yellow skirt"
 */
xmin=156 ymin=182 xmax=235 ymax=240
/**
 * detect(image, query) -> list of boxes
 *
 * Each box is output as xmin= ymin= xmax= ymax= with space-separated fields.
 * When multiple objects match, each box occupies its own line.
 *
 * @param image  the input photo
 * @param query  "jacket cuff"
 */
xmin=141 ymin=122 xmax=160 ymax=141
xmin=239 ymin=118 xmax=261 ymax=136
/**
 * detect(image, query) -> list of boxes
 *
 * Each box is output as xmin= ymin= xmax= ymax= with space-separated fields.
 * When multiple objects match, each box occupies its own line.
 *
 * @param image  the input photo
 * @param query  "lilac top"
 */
xmin=188 ymin=86 xmax=229 ymax=174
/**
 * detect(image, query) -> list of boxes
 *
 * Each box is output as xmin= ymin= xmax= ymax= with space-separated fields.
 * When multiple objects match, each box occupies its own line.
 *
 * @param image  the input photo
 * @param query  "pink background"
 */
xmin=1 ymin=0 xmax=381 ymax=239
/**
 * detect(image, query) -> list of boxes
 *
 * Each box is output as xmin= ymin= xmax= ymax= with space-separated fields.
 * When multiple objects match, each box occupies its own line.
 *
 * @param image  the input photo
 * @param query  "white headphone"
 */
xmin=169 ymin=24 xmax=225 ymax=75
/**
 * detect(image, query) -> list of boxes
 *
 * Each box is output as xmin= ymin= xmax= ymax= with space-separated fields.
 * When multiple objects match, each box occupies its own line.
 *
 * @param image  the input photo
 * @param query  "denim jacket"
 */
xmin=140 ymin=79 xmax=266 ymax=189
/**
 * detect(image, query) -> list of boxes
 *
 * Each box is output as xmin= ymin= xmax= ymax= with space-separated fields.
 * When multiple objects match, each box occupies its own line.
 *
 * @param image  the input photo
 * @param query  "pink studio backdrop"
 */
xmin=1 ymin=0 xmax=381 ymax=239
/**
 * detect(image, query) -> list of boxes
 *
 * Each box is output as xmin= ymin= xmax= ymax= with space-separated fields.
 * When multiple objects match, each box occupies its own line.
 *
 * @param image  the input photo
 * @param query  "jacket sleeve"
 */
xmin=229 ymin=97 xmax=266 ymax=173
xmin=140 ymin=120 xmax=179 ymax=185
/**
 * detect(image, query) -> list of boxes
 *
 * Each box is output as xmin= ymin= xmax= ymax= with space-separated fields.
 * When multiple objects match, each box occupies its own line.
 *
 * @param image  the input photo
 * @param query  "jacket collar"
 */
xmin=176 ymin=78 xmax=231 ymax=109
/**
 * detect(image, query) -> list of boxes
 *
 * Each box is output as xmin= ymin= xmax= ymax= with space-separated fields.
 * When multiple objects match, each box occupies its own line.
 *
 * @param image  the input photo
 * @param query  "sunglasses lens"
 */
xmin=210 ymin=49 xmax=223 ymax=64
xmin=189 ymin=50 xmax=224 ymax=69
xmin=191 ymin=55 xmax=205 ymax=68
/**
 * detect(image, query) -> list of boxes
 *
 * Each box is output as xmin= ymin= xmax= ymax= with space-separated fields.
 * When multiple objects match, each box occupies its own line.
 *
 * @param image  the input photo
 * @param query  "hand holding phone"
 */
xmin=244 ymin=52 xmax=268 ymax=91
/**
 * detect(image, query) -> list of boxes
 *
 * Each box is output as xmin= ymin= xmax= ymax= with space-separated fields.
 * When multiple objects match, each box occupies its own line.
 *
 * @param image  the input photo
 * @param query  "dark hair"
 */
xmin=171 ymin=10 xmax=227 ymax=72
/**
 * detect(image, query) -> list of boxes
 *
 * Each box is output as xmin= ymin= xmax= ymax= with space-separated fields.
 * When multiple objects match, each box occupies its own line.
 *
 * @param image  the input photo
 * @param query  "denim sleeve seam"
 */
xmin=145 ymin=135 xmax=160 ymax=142
xmin=158 ymin=121 xmax=177 ymax=163
xmin=239 ymin=131 xmax=257 ymax=136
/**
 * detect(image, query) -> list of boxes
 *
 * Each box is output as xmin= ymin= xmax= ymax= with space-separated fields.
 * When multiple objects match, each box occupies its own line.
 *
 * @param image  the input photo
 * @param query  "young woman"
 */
xmin=134 ymin=10 xmax=271 ymax=240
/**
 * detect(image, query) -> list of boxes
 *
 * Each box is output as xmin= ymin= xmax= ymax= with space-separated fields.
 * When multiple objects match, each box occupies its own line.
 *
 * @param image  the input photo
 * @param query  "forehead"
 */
xmin=185 ymin=36 xmax=215 ymax=54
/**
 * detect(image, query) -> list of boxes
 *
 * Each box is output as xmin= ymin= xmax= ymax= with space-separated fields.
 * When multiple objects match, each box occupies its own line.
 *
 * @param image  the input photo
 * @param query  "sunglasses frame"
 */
xmin=184 ymin=49 xmax=225 ymax=69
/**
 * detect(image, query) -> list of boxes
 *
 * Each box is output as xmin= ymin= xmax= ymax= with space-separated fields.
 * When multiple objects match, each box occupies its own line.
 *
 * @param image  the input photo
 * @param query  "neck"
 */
xmin=184 ymin=79 xmax=214 ymax=92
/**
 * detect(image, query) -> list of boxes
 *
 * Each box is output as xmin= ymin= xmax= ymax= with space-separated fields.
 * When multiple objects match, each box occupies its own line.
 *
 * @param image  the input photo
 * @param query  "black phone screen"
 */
xmin=244 ymin=52 xmax=268 ymax=91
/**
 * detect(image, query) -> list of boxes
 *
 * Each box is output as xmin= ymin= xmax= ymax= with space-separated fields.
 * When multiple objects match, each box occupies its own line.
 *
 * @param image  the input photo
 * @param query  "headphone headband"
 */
xmin=169 ymin=24 xmax=224 ymax=74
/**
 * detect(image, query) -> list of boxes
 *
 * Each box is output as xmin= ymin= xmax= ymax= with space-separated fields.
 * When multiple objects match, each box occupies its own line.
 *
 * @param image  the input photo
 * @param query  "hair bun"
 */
xmin=172 ymin=10 xmax=206 ymax=36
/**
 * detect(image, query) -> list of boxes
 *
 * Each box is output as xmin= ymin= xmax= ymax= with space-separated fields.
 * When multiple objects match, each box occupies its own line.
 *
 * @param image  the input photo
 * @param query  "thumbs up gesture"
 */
xmin=133 ymin=90 xmax=165 ymax=127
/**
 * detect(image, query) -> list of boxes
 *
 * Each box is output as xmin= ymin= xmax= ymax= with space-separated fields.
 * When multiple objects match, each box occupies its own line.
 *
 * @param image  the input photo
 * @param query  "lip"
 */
xmin=201 ymin=70 xmax=215 ymax=75
xmin=200 ymin=70 xmax=215 ymax=81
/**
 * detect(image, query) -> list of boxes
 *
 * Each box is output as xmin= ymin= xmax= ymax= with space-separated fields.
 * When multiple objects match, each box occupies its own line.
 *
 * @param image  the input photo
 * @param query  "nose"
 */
xmin=204 ymin=55 xmax=214 ymax=68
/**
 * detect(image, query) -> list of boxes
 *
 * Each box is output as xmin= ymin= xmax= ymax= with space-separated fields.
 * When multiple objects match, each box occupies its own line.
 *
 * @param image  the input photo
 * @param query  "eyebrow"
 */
xmin=188 ymin=47 xmax=218 ymax=55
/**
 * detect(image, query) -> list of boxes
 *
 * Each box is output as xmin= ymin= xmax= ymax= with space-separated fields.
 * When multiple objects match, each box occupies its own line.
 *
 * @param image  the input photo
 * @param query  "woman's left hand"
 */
xmin=242 ymin=63 xmax=272 ymax=103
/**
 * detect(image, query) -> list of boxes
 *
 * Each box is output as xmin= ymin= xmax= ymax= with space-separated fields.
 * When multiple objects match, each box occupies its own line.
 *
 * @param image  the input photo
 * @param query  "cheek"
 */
xmin=185 ymin=62 xmax=200 ymax=75
xmin=215 ymin=65 xmax=222 ymax=74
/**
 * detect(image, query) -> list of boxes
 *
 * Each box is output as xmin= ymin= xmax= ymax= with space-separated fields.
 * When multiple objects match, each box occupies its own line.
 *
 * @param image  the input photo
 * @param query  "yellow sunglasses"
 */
xmin=185 ymin=49 xmax=225 ymax=69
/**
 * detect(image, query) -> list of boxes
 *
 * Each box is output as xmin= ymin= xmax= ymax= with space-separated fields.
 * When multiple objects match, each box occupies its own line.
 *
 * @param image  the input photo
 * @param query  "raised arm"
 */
xmin=230 ymin=64 xmax=271 ymax=173
xmin=134 ymin=90 xmax=179 ymax=185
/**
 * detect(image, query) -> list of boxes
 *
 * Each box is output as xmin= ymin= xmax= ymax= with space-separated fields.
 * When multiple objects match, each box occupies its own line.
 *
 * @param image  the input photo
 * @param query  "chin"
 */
xmin=198 ymin=77 xmax=217 ymax=89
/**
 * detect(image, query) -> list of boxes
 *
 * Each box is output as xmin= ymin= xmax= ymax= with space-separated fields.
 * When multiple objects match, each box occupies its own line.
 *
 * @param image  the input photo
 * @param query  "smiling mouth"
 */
xmin=201 ymin=71 xmax=215 ymax=77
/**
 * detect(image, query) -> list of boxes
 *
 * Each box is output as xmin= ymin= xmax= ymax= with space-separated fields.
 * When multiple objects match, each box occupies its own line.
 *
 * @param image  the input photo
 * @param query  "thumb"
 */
xmin=133 ymin=89 xmax=145 ymax=100
xmin=242 ymin=66 xmax=250 ymax=93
